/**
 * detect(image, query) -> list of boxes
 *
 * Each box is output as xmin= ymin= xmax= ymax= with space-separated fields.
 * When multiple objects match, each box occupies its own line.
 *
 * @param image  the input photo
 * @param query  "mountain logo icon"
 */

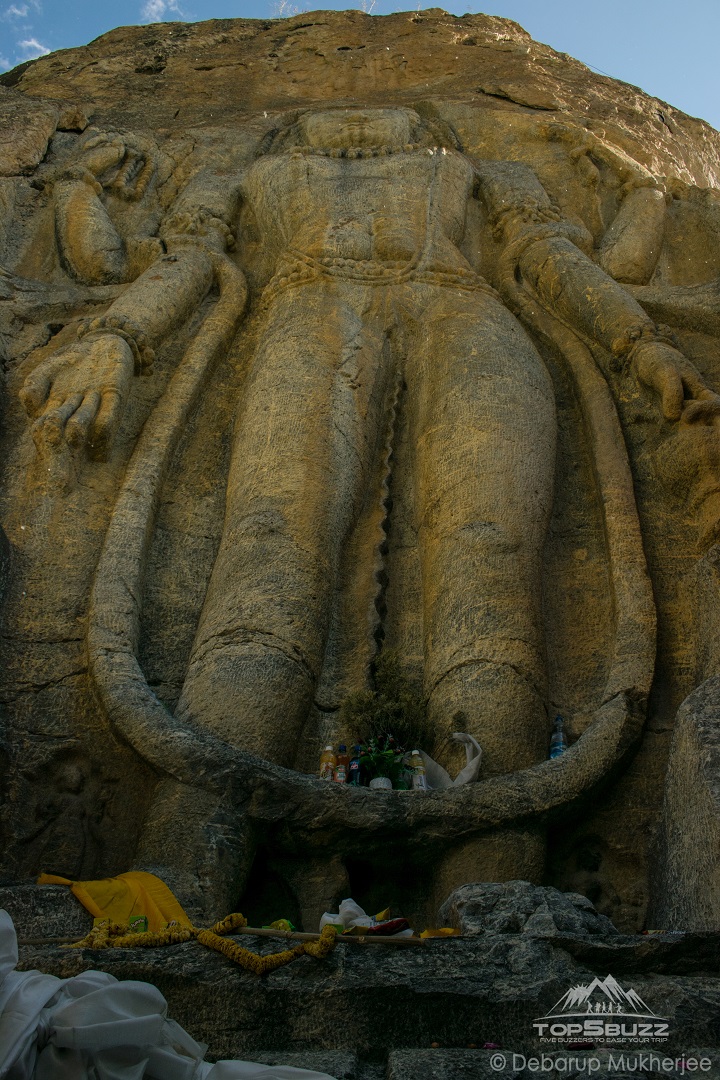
xmin=540 ymin=974 xmax=666 ymax=1019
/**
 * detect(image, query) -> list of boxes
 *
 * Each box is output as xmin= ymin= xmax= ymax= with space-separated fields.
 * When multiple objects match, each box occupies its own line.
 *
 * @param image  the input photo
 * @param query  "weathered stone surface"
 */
xmin=5 ymin=880 xmax=720 ymax=1070
xmin=0 ymin=882 xmax=92 ymax=939
xmin=0 ymin=524 xmax=9 ymax=608
xmin=653 ymin=677 xmax=720 ymax=930
xmin=439 ymin=881 xmax=621 ymax=937
xmin=14 ymin=920 xmax=720 ymax=1060
xmin=1 ymin=7 xmax=720 ymax=949
xmin=4 ymin=11 xmax=720 ymax=186
xmin=0 ymin=87 xmax=58 ymax=176
xmin=251 ymin=1053 xmax=359 ymax=1079
xmin=387 ymin=1049 xmax=504 ymax=1080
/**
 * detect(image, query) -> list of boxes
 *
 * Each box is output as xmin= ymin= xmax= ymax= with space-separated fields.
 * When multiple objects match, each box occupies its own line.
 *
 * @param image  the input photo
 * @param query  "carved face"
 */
xmin=300 ymin=108 xmax=413 ymax=150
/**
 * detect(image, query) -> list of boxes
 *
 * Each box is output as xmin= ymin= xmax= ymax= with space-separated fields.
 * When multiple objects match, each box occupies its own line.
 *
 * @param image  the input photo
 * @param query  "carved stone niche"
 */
xmin=2 ymin=10 xmax=720 ymax=932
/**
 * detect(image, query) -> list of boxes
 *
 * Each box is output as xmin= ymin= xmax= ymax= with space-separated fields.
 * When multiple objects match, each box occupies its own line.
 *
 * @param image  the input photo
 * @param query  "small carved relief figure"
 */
xmin=18 ymin=107 xmax=720 ymax=785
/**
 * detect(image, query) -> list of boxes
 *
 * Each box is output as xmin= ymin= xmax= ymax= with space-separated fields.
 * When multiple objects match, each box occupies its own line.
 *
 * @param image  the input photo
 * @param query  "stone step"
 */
xmin=4 ymin=884 xmax=720 ymax=1075
xmin=251 ymin=1052 xmax=359 ymax=1078
xmin=0 ymin=883 xmax=92 ymax=939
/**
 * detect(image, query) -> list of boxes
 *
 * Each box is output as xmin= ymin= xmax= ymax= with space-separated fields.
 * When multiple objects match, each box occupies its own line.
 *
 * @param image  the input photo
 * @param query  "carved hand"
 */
xmin=632 ymin=341 xmax=720 ymax=423
xmin=65 ymin=134 xmax=152 ymax=200
xmin=68 ymin=133 xmax=126 ymax=183
xmin=20 ymin=334 xmax=134 ymax=456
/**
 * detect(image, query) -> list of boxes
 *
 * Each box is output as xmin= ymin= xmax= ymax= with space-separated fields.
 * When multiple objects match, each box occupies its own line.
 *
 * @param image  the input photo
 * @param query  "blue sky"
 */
xmin=1 ymin=1 xmax=719 ymax=132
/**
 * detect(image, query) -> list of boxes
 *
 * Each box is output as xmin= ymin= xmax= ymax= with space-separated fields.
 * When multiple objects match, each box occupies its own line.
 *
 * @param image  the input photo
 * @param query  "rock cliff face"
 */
xmin=3 ymin=9 xmax=720 ymax=184
xmin=1 ymin=9 xmax=720 ymax=936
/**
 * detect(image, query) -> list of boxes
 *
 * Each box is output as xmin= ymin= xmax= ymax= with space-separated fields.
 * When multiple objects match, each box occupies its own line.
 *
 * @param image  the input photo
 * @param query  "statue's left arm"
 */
xmin=21 ymin=171 xmax=242 ymax=457
xmin=479 ymin=161 xmax=720 ymax=424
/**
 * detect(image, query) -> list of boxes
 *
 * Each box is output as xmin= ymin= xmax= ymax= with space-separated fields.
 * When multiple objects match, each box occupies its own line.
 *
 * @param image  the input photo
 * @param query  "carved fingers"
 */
xmin=19 ymin=352 xmax=67 ymax=418
xmin=71 ymin=134 xmax=155 ymax=200
xmin=86 ymin=386 xmax=129 ymax=452
xmin=632 ymin=341 xmax=720 ymax=424
xmin=65 ymin=390 xmax=103 ymax=447
xmin=678 ymin=395 xmax=720 ymax=424
xmin=20 ymin=335 xmax=135 ymax=458
xmin=75 ymin=134 xmax=126 ymax=180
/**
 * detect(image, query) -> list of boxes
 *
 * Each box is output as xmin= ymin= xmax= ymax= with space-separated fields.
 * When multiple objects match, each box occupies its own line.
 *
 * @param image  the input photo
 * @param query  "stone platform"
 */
xmin=4 ymin=883 xmax=720 ymax=1077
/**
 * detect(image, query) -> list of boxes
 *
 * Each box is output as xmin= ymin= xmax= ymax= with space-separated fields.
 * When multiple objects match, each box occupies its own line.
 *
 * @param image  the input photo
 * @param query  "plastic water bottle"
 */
xmin=549 ymin=715 xmax=567 ymax=759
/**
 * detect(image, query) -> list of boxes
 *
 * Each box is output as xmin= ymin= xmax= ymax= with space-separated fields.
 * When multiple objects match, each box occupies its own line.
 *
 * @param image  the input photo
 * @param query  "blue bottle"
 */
xmin=549 ymin=715 xmax=567 ymax=759
xmin=348 ymin=745 xmax=362 ymax=785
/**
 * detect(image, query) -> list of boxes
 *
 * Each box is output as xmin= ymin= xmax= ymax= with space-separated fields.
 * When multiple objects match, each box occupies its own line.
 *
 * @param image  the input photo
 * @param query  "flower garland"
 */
xmin=67 ymin=912 xmax=338 ymax=976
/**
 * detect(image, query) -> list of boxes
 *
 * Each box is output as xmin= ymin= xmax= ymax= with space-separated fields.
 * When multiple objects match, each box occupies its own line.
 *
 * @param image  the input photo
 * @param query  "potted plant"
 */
xmin=362 ymin=735 xmax=409 ymax=791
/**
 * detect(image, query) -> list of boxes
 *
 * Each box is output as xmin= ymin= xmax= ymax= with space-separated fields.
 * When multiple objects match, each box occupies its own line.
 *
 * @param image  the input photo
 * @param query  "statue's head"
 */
xmin=257 ymin=104 xmax=461 ymax=157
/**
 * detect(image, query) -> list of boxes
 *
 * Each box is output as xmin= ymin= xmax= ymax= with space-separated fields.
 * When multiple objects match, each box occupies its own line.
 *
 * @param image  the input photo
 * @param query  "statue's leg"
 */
xmin=406 ymin=284 xmax=557 ymax=778
xmin=176 ymin=282 xmax=389 ymax=765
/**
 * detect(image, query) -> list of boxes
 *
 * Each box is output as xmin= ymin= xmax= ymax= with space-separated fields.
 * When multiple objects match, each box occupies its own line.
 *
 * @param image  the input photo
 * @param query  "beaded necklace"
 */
xmin=290 ymin=142 xmax=432 ymax=159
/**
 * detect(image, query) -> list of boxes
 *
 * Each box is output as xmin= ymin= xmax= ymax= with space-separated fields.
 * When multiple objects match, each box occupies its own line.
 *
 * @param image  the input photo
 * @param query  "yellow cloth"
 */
xmin=37 ymin=870 xmax=192 ymax=932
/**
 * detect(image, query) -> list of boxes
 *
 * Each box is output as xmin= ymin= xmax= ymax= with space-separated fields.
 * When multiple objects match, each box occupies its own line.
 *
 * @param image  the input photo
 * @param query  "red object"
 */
xmin=365 ymin=918 xmax=411 ymax=936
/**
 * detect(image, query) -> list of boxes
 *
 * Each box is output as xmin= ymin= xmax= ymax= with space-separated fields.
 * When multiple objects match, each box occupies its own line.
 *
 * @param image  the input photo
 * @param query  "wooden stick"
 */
xmin=234 ymin=926 xmax=426 ymax=946
xmin=19 ymin=926 xmax=427 ymax=947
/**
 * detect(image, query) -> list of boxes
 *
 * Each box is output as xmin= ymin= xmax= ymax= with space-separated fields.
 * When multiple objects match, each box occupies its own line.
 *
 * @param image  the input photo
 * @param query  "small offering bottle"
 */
xmin=549 ymin=715 xmax=568 ymax=759
xmin=319 ymin=745 xmax=336 ymax=780
xmin=410 ymin=750 xmax=428 ymax=792
xmin=334 ymin=744 xmax=350 ymax=783
xmin=348 ymin=745 xmax=362 ymax=785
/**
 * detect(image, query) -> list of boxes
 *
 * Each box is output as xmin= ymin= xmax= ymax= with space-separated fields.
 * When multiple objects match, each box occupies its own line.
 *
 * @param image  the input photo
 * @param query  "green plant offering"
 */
xmin=362 ymin=743 xmax=408 ymax=785
xmin=338 ymin=651 xmax=433 ymax=787
xmin=339 ymin=650 xmax=431 ymax=752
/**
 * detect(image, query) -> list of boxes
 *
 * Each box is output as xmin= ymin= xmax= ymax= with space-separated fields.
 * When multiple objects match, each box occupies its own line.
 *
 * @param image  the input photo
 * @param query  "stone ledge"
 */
xmin=6 ymin=883 xmax=720 ymax=1067
xmin=251 ymin=1052 xmax=359 ymax=1079
xmin=0 ymin=883 xmax=92 ymax=939
xmin=15 ymin=933 xmax=720 ymax=1060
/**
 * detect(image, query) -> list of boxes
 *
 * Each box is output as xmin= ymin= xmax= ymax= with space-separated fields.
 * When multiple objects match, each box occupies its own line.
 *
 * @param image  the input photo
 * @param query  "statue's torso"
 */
xmin=242 ymin=148 xmax=477 ymax=273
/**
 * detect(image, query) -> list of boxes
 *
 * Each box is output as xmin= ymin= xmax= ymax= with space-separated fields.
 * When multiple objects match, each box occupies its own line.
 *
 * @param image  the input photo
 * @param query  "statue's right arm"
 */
xmin=20 ymin=246 xmax=216 ymax=456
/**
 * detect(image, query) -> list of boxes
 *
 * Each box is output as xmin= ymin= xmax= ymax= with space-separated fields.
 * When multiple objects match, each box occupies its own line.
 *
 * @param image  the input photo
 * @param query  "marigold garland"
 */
xmin=66 ymin=915 xmax=337 ymax=976
xmin=210 ymin=912 xmax=248 ymax=935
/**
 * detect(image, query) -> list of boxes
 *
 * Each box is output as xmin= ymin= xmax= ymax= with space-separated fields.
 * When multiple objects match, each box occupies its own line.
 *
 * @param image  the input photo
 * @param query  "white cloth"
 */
xmin=320 ymin=899 xmax=372 ymax=932
xmin=0 ymin=911 xmax=336 ymax=1080
xmin=318 ymin=899 xmax=412 ymax=938
xmin=420 ymin=732 xmax=483 ymax=790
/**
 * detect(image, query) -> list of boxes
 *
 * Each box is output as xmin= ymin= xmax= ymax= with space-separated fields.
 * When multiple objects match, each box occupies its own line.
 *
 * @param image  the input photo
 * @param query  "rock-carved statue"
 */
xmin=6 ymin=98 xmax=720 ymax=926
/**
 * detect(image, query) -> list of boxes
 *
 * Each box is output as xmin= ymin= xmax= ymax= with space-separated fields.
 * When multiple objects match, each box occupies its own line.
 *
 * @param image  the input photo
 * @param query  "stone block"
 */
xmin=439 ymin=882 xmax=620 ymax=937
xmin=0 ymin=883 xmax=92 ymax=939
xmin=251 ymin=1052 xmax=359 ymax=1078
